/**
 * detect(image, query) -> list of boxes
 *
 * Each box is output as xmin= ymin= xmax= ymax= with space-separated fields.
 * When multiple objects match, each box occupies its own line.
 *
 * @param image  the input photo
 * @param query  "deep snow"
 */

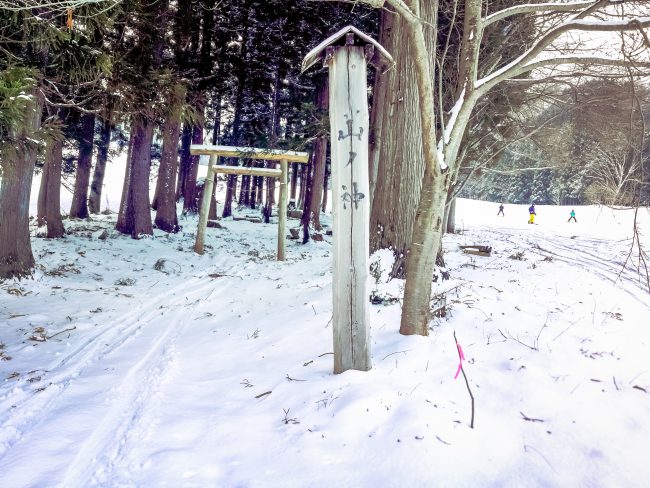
xmin=1 ymin=193 xmax=649 ymax=487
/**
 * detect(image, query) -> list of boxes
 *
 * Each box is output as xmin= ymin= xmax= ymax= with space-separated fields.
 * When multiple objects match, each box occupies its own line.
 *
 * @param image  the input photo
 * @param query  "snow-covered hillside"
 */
xmin=1 ymin=200 xmax=649 ymax=487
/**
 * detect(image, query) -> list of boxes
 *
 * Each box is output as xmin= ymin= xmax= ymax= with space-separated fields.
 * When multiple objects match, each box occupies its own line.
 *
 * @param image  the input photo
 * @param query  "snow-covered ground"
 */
xmin=1 ymin=195 xmax=649 ymax=487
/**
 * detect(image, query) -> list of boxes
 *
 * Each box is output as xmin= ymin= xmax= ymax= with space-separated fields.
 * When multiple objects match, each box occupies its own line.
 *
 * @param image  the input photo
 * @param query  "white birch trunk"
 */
xmin=329 ymin=46 xmax=371 ymax=373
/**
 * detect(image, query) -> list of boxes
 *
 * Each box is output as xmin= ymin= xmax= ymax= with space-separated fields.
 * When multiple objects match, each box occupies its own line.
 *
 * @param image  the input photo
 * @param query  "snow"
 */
xmin=444 ymin=87 xmax=465 ymax=146
xmin=301 ymin=25 xmax=393 ymax=73
xmin=2 ymin=192 xmax=650 ymax=486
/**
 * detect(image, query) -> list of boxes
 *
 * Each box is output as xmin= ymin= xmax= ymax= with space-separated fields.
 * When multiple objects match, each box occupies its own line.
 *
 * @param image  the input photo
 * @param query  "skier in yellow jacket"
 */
xmin=528 ymin=203 xmax=536 ymax=224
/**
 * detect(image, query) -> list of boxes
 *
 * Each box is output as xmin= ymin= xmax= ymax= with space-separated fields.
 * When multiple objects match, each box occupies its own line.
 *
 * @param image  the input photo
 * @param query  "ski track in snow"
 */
xmin=486 ymin=226 xmax=648 ymax=307
xmin=0 ymin=267 xmax=234 ymax=485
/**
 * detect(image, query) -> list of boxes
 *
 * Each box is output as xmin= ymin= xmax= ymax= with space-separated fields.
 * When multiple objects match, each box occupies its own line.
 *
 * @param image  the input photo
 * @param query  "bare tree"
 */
xmin=349 ymin=0 xmax=650 ymax=335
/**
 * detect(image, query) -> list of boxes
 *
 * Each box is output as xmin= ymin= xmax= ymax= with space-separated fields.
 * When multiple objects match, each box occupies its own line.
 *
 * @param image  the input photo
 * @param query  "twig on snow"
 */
xmin=520 ymin=411 xmax=545 ymax=422
xmin=46 ymin=326 xmax=77 ymax=340
xmin=382 ymin=350 xmax=410 ymax=361
xmin=286 ymin=374 xmax=307 ymax=382
xmin=499 ymin=328 xmax=538 ymax=351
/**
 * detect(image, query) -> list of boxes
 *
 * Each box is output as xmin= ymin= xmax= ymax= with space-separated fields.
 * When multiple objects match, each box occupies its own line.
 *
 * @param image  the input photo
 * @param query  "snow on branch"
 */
xmin=483 ymin=1 xmax=597 ymax=27
xmin=476 ymin=17 xmax=650 ymax=93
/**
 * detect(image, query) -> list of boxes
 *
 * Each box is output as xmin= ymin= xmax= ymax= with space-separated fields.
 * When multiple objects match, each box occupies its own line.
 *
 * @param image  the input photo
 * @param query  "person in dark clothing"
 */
xmin=568 ymin=209 xmax=577 ymax=223
xmin=497 ymin=203 xmax=505 ymax=216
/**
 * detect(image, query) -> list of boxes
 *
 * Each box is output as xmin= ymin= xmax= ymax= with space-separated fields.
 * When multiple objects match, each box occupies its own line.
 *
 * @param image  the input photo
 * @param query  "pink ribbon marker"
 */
xmin=454 ymin=343 xmax=465 ymax=379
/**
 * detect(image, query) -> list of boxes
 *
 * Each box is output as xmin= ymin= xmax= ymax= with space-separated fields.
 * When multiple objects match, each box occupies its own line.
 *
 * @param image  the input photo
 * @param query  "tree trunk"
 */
xmin=398 ymin=0 xmax=446 ymax=336
xmin=445 ymin=193 xmax=457 ymax=234
xmin=182 ymin=117 xmax=204 ymax=214
xmin=0 ymin=155 xmax=37 ymax=278
xmin=223 ymin=171 xmax=237 ymax=218
xmin=308 ymin=80 xmax=329 ymax=230
xmin=38 ymin=109 xmax=66 ymax=238
xmin=69 ymin=113 xmax=96 ymax=219
xmin=255 ymin=176 xmax=263 ymax=207
xmin=37 ymin=161 xmax=47 ymax=227
xmin=369 ymin=5 xmax=437 ymax=277
xmin=249 ymin=169 xmax=258 ymax=209
xmin=89 ymin=118 xmax=112 ymax=213
xmin=321 ymin=167 xmax=329 ymax=212
xmin=290 ymin=162 xmax=299 ymax=207
xmin=301 ymin=155 xmax=314 ymax=243
xmin=262 ymin=174 xmax=275 ymax=223
xmin=177 ymin=124 xmax=192 ymax=202
xmin=154 ymin=84 xmax=185 ymax=232
xmin=239 ymin=163 xmax=251 ymax=206
xmin=0 ymin=90 xmax=43 ymax=279
xmin=309 ymin=136 xmax=327 ymax=231
xmin=298 ymin=164 xmax=308 ymax=209
xmin=116 ymin=115 xmax=154 ymax=237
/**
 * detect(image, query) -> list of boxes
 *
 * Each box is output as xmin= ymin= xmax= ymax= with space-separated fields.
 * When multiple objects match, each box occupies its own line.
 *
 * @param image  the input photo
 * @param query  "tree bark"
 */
xmin=0 ymin=155 xmax=37 ymax=278
xmin=321 ymin=167 xmax=329 ymax=212
xmin=89 ymin=118 xmax=112 ymax=214
xmin=42 ymin=136 xmax=66 ymax=238
xmin=222 ymin=169 xmax=237 ymax=217
xmin=290 ymin=162 xmax=299 ymax=206
xmin=116 ymin=114 xmax=154 ymax=237
xmin=0 ymin=89 xmax=43 ymax=279
xmin=177 ymin=124 xmax=192 ymax=202
xmin=263 ymin=175 xmax=274 ymax=223
xmin=301 ymin=155 xmax=314 ymax=243
xmin=37 ymin=160 xmax=47 ymax=227
xmin=154 ymin=84 xmax=185 ymax=232
xmin=369 ymin=5 xmax=437 ymax=276
xmin=444 ymin=193 xmax=457 ymax=234
xmin=182 ymin=115 xmax=204 ymax=214
xmin=255 ymin=176 xmax=263 ymax=207
xmin=308 ymin=80 xmax=329 ymax=230
xmin=69 ymin=112 xmax=95 ymax=219
xmin=398 ymin=0 xmax=445 ymax=336
xmin=239 ymin=162 xmax=251 ymax=206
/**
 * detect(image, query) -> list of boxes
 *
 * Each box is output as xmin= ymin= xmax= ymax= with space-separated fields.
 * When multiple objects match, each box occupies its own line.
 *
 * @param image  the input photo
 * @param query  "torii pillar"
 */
xmin=302 ymin=26 xmax=393 ymax=374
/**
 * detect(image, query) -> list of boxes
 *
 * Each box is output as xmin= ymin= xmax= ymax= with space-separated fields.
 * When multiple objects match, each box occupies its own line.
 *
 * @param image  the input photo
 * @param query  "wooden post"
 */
xmin=278 ymin=158 xmax=288 ymax=261
xmin=329 ymin=43 xmax=371 ymax=373
xmin=303 ymin=27 xmax=392 ymax=374
xmin=194 ymin=154 xmax=217 ymax=254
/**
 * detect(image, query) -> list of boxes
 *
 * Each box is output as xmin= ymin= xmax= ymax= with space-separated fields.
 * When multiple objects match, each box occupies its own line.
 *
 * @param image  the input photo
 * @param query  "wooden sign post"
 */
xmin=303 ymin=26 xmax=393 ymax=374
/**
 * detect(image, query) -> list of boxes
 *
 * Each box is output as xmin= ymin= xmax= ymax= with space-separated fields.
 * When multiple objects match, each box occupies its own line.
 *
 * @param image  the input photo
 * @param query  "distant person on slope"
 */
xmin=568 ymin=209 xmax=577 ymax=223
xmin=528 ymin=203 xmax=536 ymax=224
xmin=497 ymin=203 xmax=505 ymax=216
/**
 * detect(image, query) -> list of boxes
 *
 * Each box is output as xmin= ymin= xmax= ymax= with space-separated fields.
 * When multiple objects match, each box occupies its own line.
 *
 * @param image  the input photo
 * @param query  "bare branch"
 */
xmin=483 ymin=1 xmax=599 ymax=28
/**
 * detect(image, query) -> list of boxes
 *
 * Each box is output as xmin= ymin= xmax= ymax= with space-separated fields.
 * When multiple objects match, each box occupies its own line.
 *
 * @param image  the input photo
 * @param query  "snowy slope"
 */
xmin=1 ymin=199 xmax=649 ymax=487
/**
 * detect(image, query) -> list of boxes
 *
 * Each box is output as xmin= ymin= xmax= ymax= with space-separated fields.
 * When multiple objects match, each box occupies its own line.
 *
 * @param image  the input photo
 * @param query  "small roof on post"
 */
xmin=301 ymin=25 xmax=393 ymax=73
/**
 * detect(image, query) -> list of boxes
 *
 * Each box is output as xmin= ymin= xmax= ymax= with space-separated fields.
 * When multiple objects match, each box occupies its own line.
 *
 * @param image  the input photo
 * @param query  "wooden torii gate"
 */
xmin=190 ymin=145 xmax=309 ymax=260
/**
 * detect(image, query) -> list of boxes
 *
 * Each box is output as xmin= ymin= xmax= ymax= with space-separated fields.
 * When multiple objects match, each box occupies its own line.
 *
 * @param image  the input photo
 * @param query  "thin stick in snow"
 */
xmin=453 ymin=330 xmax=475 ymax=429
